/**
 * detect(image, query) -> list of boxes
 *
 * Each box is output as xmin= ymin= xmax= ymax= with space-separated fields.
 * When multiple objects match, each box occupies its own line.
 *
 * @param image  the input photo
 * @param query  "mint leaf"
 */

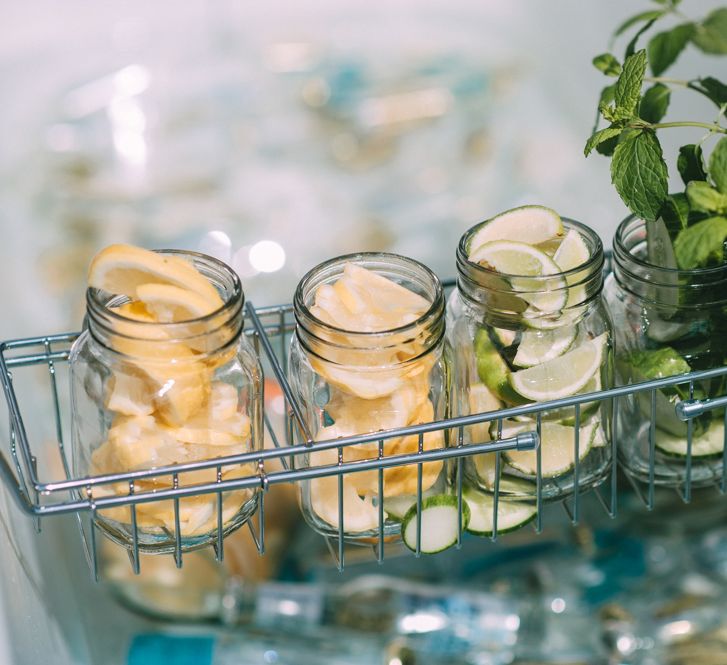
xmin=692 ymin=8 xmax=727 ymax=55
xmin=600 ymin=83 xmax=617 ymax=106
xmin=585 ymin=127 xmax=623 ymax=156
xmin=674 ymin=216 xmax=727 ymax=269
xmin=626 ymin=18 xmax=659 ymax=58
xmin=661 ymin=193 xmax=690 ymax=232
xmin=686 ymin=181 xmax=727 ymax=214
xmin=596 ymin=135 xmax=620 ymax=157
xmin=611 ymin=130 xmax=668 ymax=221
xmin=593 ymin=53 xmax=622 ymax=76
xmin=689 ymin=76 xmax=727 ymax=108
xmin=709 ymin=137 xmax=727 ymax=194
xmin=615 ymin=9 xmax=666 ymax=37
xmin=647 ymin=23 xmax=695 ymax=76
xmin=639 ymin=83 xmax=671 ymax=122
xmin=677 ymin=144 xmax=708 ymax=185
xmin=615 ymin=50 xmax=647 ymax=116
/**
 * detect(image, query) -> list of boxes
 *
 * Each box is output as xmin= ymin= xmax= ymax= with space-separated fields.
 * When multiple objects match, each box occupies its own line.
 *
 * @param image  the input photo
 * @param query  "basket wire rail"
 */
xmin=2 ymin=283 xmax=727 ymax=578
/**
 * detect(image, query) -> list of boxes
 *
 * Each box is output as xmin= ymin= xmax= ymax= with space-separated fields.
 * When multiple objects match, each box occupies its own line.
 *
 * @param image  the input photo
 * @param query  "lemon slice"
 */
xmin=106 ymin=369 xmax=155 ymax=416
xmin=468 ymin=206 xmax=564 ymax=255
xmin=343 ymin=262 xmax=430 ymax=315
xmin=513 ymin=325 xmax=577 ymax=368
xmin=89 ymin=244 xmax=222 ymax=305
xmin=505 ymin=420 xmax=597 ymax=477
xmin=470 ymin=241 xmax=567 ymax=313
xmin=509 ymin=333 xmax=607 ymax=401
xmin=136 ymin=283 xmax=219 ymax=322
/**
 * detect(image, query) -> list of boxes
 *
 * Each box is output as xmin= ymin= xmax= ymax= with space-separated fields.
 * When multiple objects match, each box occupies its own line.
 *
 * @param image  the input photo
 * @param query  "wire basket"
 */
xmin=2 ymin=283 xmax=727 ymax=577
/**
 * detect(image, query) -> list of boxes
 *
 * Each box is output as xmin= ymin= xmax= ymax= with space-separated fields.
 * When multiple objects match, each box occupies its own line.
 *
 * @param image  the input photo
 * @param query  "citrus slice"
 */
xmin=463 ymin=485 xmax=537 ymax=536
xmin=513 ymin=325 xmax=577 ymax=368
xmin=312 ymin=263 xmax=429 ymax=333
xmin=310 ymin=475 xmax=379 ymax=532
xmin=343 ymin=262 xmax=430 ymax=315
xmin=553 ymin=229 xmax=590 ymax=271
xmin=470 ymin=241 xmax=567 ymax=313
xmin=656 ymin=420 xmax=725 ymax=457
xmin=553 ymin=229 xmax=590 ymax=311
xmin=475 ymin=329 xmax=528 ymax=406
xmin=468 ymin=206 xmax=563 ymax=255
xmin=89 ymin=244 xmax=222 ymax=305
xmin=509 ymin=333 xmax=607 ymax=401
xmin=505 ymin=421 xmax=597 ymax=477
xmin=135 ymin=283 xmax=219 ymax=322
xmin=106 ymin=369 xmax=154 ymax=416
xmin=467 ymin=383 xmax=501 ymax=444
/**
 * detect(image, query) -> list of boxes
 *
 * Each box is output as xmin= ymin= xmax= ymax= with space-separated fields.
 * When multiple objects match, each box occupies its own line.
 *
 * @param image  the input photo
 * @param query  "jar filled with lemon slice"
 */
xmin=70 ymin=245 xmax=263 ymax=553
xmin=288 ymin=253 xmax=449 ymax=543
xmin=447 ymin=206 xmax=613 ymax=503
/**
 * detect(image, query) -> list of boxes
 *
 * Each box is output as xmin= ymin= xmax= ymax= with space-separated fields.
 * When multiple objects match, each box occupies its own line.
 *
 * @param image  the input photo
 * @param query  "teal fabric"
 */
xmin=128 ymin=634 xmax=214 ymax=665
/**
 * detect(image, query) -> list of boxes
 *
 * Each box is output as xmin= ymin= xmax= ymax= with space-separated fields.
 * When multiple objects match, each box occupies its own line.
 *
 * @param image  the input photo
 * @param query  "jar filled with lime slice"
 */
xmin=605 ymin=215 xmax=727 ymax=489
xmin=447 ymin=206 xmax=613 ymax=503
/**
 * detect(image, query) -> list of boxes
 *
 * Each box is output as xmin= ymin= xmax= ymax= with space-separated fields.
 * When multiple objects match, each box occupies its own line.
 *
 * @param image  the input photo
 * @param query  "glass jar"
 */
xmin=604 ymin=216 xmax=727 ymax=488
xmin=70 ymin=250 xmax=263 ymax=553
xmin=288 ymin=252 xmax=448 ymax=542
xmin=448 ymin=218 xmax=613 ymax=501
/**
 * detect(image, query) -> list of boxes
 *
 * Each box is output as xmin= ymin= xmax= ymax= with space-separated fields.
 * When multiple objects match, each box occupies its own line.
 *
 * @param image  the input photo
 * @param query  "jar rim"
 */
xmin=613 ymin=214 xmax=727 ymax=278
xmin=457 ymin=216 xmax=604 ymax=280
xmin=294 ymin=251 xmax=444 ymax=339
xmin=86 ymin=249 xmax=244 ymax=345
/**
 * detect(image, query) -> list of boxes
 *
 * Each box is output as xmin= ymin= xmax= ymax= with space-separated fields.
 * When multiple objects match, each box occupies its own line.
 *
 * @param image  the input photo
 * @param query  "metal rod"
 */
xmin=683 ymin=382 xmax=694 ymax=503
xmin=415 ymin=433 xmax=423 ymax=558
xmin=648 ymin=389 xmax=656 ymax=510
xmin=572 ymin=404 xmax=581 ymax=525
xmin=337 ymin=445 xmax=344 ymax=572
xmin=377 ymin=439 xmax=384 ymax=564
xmin=245 ymin=302 xmax=312 ymax=443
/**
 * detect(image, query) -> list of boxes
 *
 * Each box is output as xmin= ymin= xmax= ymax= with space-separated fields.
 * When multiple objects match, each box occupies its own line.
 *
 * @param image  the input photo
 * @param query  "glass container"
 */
xmin=288 ymin=252 xmax=448 ymax=542
xmin=448 ymin=218 xmax=613 ymax=502
xmin=604 ymin=215 xmax=727 ymax=488
xmin=69 ymin=250 xmax=262 ymax=553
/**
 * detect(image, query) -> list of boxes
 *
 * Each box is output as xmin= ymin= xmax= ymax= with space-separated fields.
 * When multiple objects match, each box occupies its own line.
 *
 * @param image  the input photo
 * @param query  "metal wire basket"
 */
xmin=2 ymin=283 xmax=727 ymax=578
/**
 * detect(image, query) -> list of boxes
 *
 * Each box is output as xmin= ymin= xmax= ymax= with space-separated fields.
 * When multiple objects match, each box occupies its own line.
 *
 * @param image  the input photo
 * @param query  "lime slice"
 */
xmin=505 ymin=421 xmax=597 ymax=477
xmin=509 ymin=333 xmax=607 ymax=401
xmin=492 ymin=327 xmax=518 ymax=348
xmin=553 ymin=229 xmax=590 ymax=312
xmin=553 ymin=229 xmax=590 ymax=271
xmin=468 ymin=206 xmax=563 ymax=255
xmin=470 ymin=241 xmax=567 ymax=314
xmin=656 ymin=420 xmax=725 ymax=457
xmin=463 ymin=485 xmax=537 ymax=536
xmin=475 ymin=329 xmax=528 ymax=406
xmin=513 ymin=326 xmax=577 ymax=368
xmin=467 ymin=383 xmax=501 ymax=445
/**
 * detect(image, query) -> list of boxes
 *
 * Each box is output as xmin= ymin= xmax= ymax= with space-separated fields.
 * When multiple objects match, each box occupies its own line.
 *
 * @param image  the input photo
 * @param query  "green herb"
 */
xmin=587 ymin=2 xmax=727 ymax=270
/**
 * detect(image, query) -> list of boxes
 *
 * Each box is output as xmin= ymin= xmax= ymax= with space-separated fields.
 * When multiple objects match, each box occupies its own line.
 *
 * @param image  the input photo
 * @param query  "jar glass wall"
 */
xmin=70 ymin=251 xmax=263 ymax=553
xmin=604 ymin=216 xmax=727 ymax=488
xmin=288 ymin=253 xmax=448 ymax=542
xmin=447 ymin=218 xmax=613 ymax=502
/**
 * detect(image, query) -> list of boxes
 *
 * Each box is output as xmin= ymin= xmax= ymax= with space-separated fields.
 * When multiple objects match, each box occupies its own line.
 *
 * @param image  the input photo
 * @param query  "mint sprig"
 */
xmin=586 ymin=3 xmax=727 ymax=268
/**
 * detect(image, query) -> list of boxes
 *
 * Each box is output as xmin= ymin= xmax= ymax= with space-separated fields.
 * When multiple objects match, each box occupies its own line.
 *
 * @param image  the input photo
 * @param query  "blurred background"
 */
xmin=1 ymin=0 xmax=719 ymax=340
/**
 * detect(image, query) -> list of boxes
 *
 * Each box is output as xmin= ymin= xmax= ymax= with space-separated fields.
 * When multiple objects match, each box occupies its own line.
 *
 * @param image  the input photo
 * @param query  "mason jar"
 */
xmin=447 ymin=218 xmax=613 ymax=502
xmin=604 ymin=215 xmax=727 ymax=488
xmin=288 ymin=252 xmax=448 ymax=542
xmin=70 ymin=250 xmax=263 ymax=554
